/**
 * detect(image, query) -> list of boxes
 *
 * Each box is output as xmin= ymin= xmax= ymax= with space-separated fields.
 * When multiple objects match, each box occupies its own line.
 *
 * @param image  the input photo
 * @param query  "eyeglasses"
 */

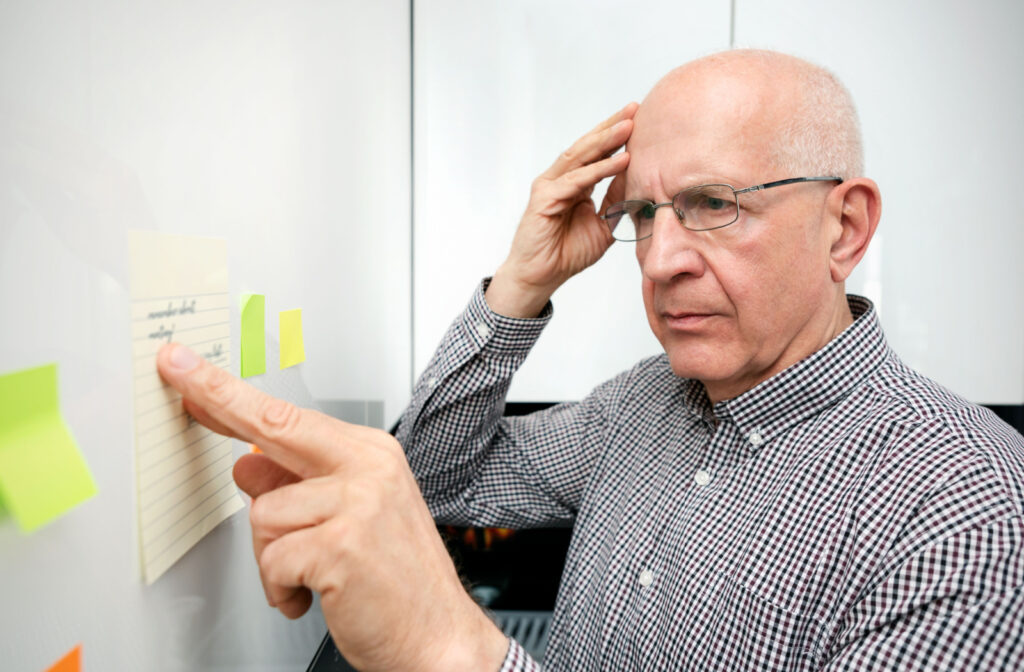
xmin=601 ymin=176 xmax=843 ymax=241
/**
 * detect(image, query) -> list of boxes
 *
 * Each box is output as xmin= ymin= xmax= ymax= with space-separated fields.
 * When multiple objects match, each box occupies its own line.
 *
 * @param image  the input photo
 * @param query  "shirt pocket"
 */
xmin=699 ymin=571 xmax=824 ymax=672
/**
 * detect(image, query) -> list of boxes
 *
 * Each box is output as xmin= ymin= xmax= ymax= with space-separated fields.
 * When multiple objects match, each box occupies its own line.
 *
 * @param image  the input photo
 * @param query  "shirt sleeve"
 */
xmin=395 ymin=279 xmax=624 ymax=528
xmin=498 ymin=638 xmax=544 ymax=672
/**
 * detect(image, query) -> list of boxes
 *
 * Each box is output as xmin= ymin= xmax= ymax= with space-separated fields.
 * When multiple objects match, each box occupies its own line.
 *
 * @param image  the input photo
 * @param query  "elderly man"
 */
xmin=157 ymin=50 xmax=1024 ymax=671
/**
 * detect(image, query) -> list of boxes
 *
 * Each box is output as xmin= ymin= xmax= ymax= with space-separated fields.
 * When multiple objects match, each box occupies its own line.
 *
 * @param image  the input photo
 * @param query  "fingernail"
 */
xmin=170 ymin=345 xmax=201 ymax=371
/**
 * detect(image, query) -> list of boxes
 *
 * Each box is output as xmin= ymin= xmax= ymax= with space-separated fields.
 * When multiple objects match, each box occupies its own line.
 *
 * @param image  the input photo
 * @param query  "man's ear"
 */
xmin=826 ymin=178 xmax=881 ymax=282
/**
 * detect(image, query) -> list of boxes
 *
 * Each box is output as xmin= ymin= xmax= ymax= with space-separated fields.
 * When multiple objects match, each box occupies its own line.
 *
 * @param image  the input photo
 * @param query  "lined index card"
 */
xmin=129 ymin=230 xmax=244 ymax=584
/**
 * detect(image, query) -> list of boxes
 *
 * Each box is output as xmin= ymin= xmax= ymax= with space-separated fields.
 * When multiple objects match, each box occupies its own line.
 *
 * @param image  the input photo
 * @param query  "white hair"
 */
xmin=773 ymin=58 xmax=864 ymax=178
xmin=696 ymin=49 xmax=865 ymax=179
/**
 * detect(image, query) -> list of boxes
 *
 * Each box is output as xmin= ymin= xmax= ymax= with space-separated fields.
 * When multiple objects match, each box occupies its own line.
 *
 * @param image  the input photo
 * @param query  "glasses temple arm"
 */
xmin=735 ymin=176 xmax=844 ymax=195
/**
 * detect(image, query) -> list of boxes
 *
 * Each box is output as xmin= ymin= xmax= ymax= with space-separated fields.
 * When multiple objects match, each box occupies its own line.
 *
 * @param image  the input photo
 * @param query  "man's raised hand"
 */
xmin=485 ymin=102 xmax=637 ymax=318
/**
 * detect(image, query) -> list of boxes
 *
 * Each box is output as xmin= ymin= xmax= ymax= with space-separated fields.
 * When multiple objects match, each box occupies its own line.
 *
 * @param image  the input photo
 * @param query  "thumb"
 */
xmin=601 ymin=172 xmax=626 ymax=211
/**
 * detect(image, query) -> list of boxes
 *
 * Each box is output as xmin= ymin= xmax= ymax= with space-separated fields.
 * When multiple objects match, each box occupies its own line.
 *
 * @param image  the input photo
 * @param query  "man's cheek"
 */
xmin=640 ymin=283 xmax=663 ymax=342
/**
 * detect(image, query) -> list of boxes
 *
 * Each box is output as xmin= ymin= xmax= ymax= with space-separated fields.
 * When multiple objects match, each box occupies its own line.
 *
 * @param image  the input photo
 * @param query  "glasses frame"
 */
xmin=602 ymin=176 xmax=844 ymax=240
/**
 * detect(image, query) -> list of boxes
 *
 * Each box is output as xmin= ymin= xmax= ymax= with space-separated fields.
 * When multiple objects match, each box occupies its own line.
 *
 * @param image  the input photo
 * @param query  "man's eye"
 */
xmin=639 ymin=203 xmax=656 ymax=219
xmin=693 ymin=195 xmax=732 ymax=211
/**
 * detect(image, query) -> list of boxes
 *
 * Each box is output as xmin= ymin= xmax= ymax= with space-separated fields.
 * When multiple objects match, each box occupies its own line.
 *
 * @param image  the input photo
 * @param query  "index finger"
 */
xmin=156 ymin=343 xmax=343 ymax=479
xmin=541 ymin=102 xmax=638 ymax=180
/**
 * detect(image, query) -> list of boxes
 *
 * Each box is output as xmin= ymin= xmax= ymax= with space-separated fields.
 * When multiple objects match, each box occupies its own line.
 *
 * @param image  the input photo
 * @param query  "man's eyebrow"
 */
xmin=624 ymin=175 xmax=724 ymax=201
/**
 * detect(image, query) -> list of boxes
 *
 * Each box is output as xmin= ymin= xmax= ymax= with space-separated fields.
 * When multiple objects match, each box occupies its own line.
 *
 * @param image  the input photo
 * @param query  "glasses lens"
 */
xmin=675 ymin=185 xmax=738 ymax=231
xmin=605 ymin=201 xmax=654 ymax=241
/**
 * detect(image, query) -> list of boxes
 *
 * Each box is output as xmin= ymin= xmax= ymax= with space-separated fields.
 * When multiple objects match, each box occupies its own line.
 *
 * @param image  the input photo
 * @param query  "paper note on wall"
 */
xmin=239 ymin=293 xmax=266 ymax=378
xmin=129 ymin=230 xmax=244 ymax=584
xmin=0 ymin=364 xmax=97 ymax=532
xmin=279 ymin=309 xmax=305 ymax=369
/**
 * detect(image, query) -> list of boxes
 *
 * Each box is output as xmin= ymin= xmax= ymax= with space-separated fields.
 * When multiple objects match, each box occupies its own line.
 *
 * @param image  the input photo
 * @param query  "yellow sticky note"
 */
xmin=279 ymin=309 xmax=306 ymax=369
xmin=46 ymin=644 xmax=82 ymax=672
xmin=240 ymin=293 xmax=266 ymax=378
xmin=0 ymin=364 xmax=97 ymax=532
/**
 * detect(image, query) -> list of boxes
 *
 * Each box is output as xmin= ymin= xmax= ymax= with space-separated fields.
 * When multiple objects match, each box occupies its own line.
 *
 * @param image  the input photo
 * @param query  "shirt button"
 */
xmin=694 ymin=470 xmax=712 ymax=486
xmin=638 ymin=569 xmax=654 ymax=587
xmin=475 ymin=322 xmax=491 ymax=339
xmin=426 ymin=376 xmax=438 ymax=388
xmin=748 ymin=431 xmax=764 ymax=447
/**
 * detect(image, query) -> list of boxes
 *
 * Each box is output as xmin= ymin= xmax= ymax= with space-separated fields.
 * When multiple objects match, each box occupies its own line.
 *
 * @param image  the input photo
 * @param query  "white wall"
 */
xmin=0 ymin=1 xmax=410 ymax=669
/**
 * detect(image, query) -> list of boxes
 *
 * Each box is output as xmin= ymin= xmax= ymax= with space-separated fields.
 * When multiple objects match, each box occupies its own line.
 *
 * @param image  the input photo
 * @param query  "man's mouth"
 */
xmin=662 ymin=311 xmax=716 ymax=329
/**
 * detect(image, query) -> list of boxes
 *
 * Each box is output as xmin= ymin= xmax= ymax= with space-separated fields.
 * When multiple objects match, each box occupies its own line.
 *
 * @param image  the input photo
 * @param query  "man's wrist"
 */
xmin=485 ymin=266 xmax=555 ymax=319
xmin=430 ymin=606 xmax=510 ymax=672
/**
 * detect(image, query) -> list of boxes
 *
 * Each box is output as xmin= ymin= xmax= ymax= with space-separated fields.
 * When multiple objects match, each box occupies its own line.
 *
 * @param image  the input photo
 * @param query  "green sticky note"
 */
xmin=279 ymin=309 xmax=306 ymax=369
xmin=0 ymin=364 xmax=97 ymax=532
xmin=240 ymin=293 xmax=266 ymax=378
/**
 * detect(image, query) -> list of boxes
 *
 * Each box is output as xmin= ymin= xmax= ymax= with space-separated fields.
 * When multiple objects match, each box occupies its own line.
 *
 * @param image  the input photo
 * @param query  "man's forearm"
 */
xmin=396 ymin=281 xmax=554 ymax=525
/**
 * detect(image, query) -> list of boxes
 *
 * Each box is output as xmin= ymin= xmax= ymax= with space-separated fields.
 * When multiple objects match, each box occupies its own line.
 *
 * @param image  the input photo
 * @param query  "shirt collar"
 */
xmin=678 ymin=295 xmax=890 ymax=454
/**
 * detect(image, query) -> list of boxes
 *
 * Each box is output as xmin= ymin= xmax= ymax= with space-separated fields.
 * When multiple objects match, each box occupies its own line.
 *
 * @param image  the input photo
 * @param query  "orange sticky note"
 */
xmin=46 ymin=644 xmax=81 ymax=672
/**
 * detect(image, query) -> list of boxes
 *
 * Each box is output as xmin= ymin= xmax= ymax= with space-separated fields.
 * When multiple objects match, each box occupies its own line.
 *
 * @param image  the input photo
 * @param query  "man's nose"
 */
xmin=638 ymin=208 xmax=707 ymax=282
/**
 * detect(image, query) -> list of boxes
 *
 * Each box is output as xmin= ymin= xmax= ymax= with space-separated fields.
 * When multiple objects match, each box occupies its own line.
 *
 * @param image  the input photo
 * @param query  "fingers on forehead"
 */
xmin=590 ymin=101 xmax=639 ymax=135
xmin=565 ymin=152 xmax=630 ymax=191
xmin=544 ymin=108 xmax=635 ymax=179
xmin=568 ymin=118 xmax=633 ymax=167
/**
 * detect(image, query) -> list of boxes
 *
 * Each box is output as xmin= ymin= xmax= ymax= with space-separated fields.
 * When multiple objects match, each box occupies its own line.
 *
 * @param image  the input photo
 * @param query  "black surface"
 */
xmin=985 ymin=404 xmax=1024 ymax=438
xmin=440 ymin=525 xmax=572 ymax=611
xmin=306 ymin=632 xmax=356 ymax=672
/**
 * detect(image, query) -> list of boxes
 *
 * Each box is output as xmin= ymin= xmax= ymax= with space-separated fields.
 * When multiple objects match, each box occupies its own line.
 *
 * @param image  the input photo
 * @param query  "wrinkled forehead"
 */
xmin=625 ymin=64 xmax=794 ymax=193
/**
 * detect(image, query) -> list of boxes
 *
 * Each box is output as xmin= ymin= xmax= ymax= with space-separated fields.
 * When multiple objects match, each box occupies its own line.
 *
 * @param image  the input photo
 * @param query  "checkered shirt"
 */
xmin=396 ymin=282 xmax=1024 ymax=671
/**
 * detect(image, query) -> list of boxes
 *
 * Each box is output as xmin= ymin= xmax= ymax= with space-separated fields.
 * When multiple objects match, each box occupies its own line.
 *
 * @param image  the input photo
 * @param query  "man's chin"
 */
xmin=667 ymin=358 xmax=723 ymax=382
xmin=664 ymin=350 xmax=739 ymax=387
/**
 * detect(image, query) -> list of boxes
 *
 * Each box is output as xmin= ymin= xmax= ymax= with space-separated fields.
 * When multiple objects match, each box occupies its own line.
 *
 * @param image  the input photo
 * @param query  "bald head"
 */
xmin=632 ymin=50 xmax=863 ymax=182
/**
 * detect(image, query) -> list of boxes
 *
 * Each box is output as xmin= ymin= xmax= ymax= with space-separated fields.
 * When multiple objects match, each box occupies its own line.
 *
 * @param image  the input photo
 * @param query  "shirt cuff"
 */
xmin=461 ymin=278 xmax=553 ymax=357
xmin=498 ymin=637 xmax=544 ymax=672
